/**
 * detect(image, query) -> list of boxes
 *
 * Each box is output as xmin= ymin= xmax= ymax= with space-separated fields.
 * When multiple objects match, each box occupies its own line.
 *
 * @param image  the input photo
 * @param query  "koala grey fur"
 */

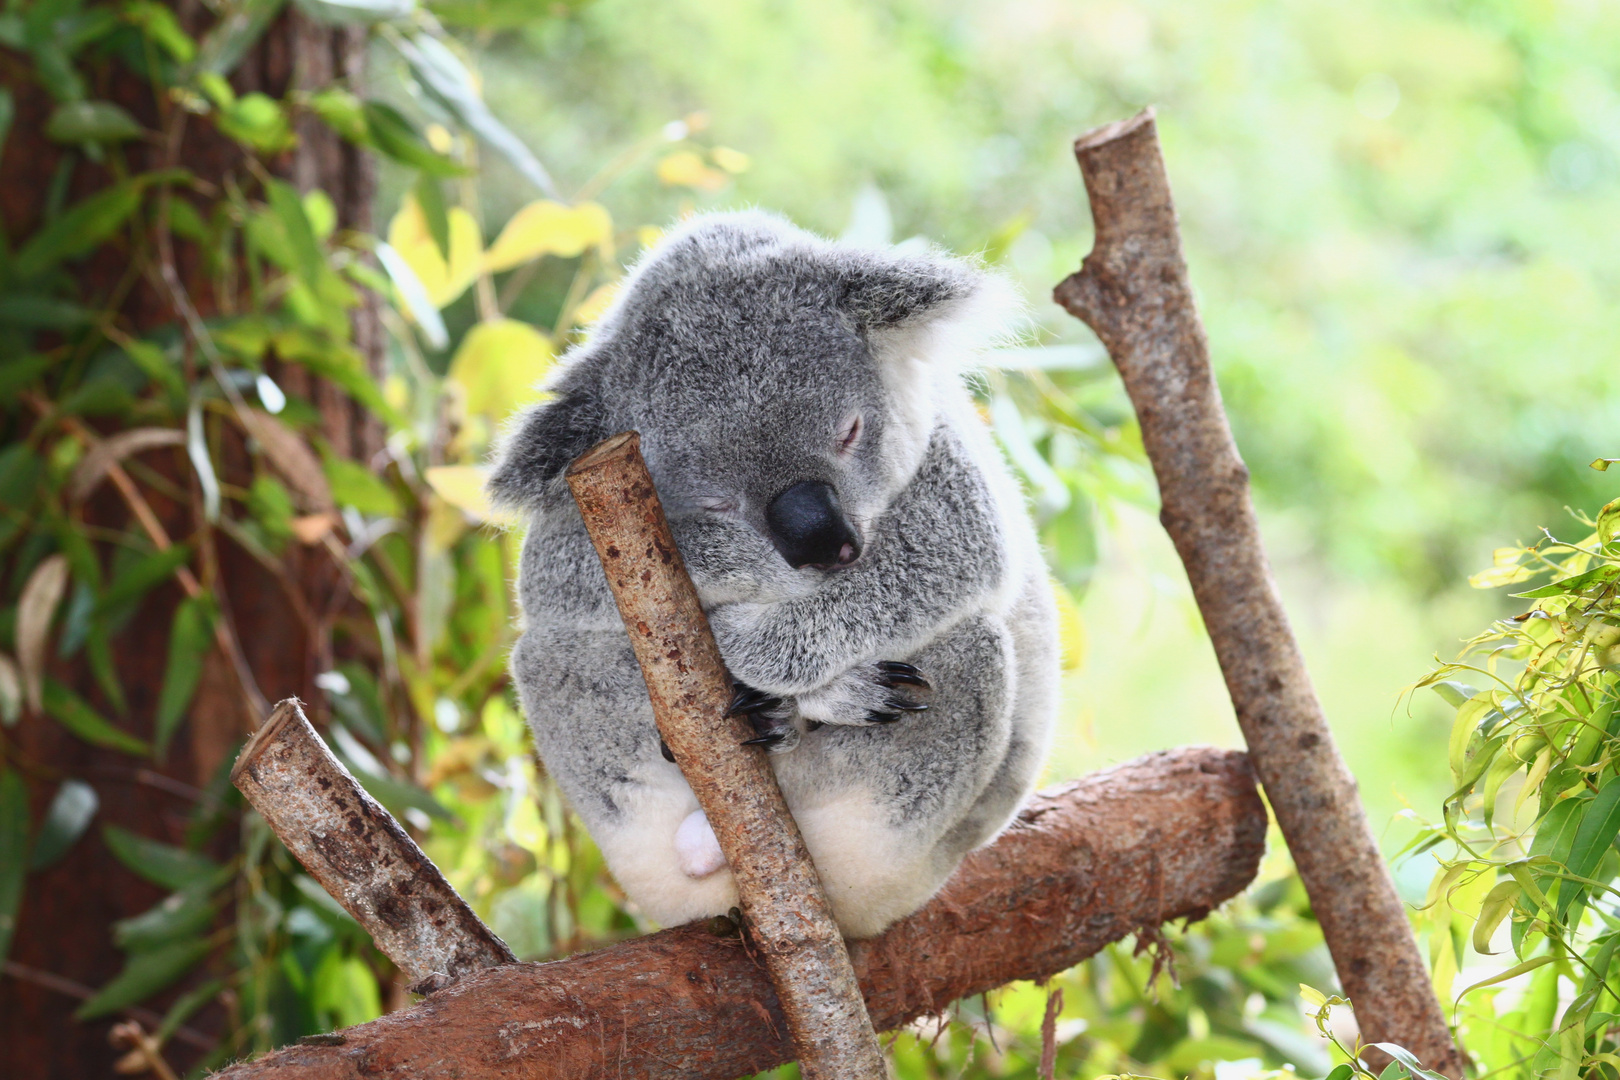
xmin=488 ymin=210 xmax=1059 ymax=940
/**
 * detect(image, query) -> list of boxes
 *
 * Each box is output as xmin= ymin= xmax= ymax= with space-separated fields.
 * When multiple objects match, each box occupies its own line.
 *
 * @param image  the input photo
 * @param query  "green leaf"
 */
xmin=415 ymin=172 xmax=451 ymax=262
xmin=97 ymin=543 xmax=191 ymax=614
xmin=0 ymin=88 xmax=14 ymax=158
xmin=122 ymin=339 xmax=185 ymax=400
xmin=45 ymin=101 xmax=144 ymax=144
xmin=0 ymin=767 xmax=29 ymax=966
xmin=0 ymin=294 xmax=93 ymax=330
xmin=1430 ymin=680 xmax=1478 ymax=708
xmin=1455 ymin=954 xmax=1556 ymax=1001
xmin=390 ymin=31 xmax=557 ymax=196
xmin=309 ymin=86 xmax=368 ymax=142
xmin=218 ymin=91 xmax=293 ymax=152
xmin=122 ymin=0 xmax=197 ymax=62
xmin=193 ymin=0 xmax=287 ymax=76
xmin=1515 ymin=565 xmax=1620 ymax=599
xmin=102 ymin=824 xmax=221 ymax=891
xmin=41 ymin=679 xmax=149 ymax=756
xmin=0 ymin=355 xmax=53 ymax=396
xmin=12 ymin=171 xmax=186 ymax=280
xmin=362 ymin=101 xmax=468 ymax=178
xmin=155 ymin=596 xmax=216 ymax=759
xmin=1559 ymin=775 xmax=1620 ymax=919
xmin=74 ymin=938 xmax=211 ymax=1019
xmin=324 ymin=457 xmax=399 ymax=517
xmin=264 ymin=178 xmax=325 ymax=288
xmin=29 ymin=778 xmax=97 ymax=870
xmin=1324 ymin=1067 xmax=1355 ymax=1080
xmin=113 ymin=880 xmax=217 ymax=951
xmin=1370 ymin=1043 xmax=1449 ymax=1080
xmin=272 ymin=328 xmax=399 ymax=422
xmin=1473 ymin=879 xmax=1521 ymax=954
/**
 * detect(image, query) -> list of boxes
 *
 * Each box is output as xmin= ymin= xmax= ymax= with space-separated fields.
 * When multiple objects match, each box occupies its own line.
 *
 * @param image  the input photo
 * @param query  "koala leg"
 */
xmin=770 ymin=613 xmax=1023 ymax=938
xmin=510 ymin=622 xmax=741 ymax=927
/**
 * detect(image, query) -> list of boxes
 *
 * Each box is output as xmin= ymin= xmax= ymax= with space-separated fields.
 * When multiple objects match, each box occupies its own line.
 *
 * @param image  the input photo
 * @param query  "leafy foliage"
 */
xmin=1399 ymin=479 xmax=1620 ymax=1079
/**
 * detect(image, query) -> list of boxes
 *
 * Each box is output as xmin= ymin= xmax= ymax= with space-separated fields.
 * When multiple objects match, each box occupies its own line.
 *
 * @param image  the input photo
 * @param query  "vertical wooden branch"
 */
xmin=565 ymin=432 xmax=887 ymax=1080
xmin=1053 ymin=109 xmax=1464 ymax=1077
xmin=232 ymin=700 xmax=516 ymax=985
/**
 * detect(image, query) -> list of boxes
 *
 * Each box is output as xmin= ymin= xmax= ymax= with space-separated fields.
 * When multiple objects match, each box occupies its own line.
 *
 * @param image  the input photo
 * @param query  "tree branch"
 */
xmin=231 ymin=700 xmax=517 ymax=984
xmin=563 ymin=431 xmax=885 ymax=1079
xmin=1053 ymin=108 xmax=1463 ymax=1077
xmin=214 ymin=746 xmax=1266 ymax=1080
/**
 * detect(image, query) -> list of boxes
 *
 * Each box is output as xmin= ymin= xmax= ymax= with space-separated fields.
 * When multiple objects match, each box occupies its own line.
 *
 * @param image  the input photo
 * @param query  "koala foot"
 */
xmin=728 ymin=682 xmax=800 ymax=753
xmin=795 ymin=661 xmax=932 ymax=728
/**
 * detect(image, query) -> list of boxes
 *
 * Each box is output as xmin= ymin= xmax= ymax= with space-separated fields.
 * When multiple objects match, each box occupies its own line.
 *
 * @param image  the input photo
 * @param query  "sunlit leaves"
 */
xmin=483 ymin=200 xmax=612 ymax=273
xmin=386 ymin=192 xmax=483 ymax=309
xmin=447 ymin=318 xmax=554 ymax=424
xmin=29 ymin=780 xmax=99 ymax=871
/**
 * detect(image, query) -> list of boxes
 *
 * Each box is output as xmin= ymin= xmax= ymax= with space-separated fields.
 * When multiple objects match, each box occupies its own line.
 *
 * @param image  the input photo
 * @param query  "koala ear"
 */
xmin=487 ymin=387 xmax=607 ymax=510
xmin=837 ymin=252 xmax=1024 ymax=356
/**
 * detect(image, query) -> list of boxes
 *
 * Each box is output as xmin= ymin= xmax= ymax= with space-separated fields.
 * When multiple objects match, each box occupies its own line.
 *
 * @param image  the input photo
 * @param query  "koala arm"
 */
xmin=709 ymin=427 xmax=1007 ymax=696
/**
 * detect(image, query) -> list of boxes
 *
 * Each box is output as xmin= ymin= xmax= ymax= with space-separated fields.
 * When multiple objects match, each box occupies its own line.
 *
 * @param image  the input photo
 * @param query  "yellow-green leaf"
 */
xmin=386 ymin=193 xmax=483 ymax=309
xmin=483 ymin=200 xmax=612 ymax=273
xmin=448 ymin=318 xmax=554 ymax=424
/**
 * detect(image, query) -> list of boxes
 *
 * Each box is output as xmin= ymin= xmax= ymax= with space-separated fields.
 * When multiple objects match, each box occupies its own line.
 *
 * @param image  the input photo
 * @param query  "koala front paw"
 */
xmin=868 ymin=661 xmax=932 ymax=724
xmin=796 ymin=661 xmax=932 ymax=728
xmin=728 ymin=682 xmax=800 ymax=753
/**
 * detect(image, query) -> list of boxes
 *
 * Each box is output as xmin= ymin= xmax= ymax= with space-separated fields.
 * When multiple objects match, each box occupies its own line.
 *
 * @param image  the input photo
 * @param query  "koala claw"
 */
xmin=867 ymin=711 xmax=903 ymax=724
xmin=738 ymin=701 xmax=801 ymax=753
xmin=727 ymin=683 xmax=783 ymax=717
xmin=887 ymin=696 xmax=929 ymax=712
xmin=659 ymin=737 xmax=676 ymax=764
xmin=876 ymin=661 xmax=931 ymax=690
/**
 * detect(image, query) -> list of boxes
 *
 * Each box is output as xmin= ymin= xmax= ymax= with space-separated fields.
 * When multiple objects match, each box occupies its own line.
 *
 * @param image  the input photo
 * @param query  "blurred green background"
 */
xmin=431 ymin=0 xmax=1620 ymax=850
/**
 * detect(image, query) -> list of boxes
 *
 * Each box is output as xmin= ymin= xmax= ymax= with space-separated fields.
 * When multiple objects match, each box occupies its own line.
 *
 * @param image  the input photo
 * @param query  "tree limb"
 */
xmin=563 ymin=431 xmax=885 ymax=1080
xmin=231 ymin=700 xmax=517 ymax=984
xmin=1053 ymin=108 xmax=1463 ymax=1077
xmin=214 ymin=746 xmax=1267 ymax=1080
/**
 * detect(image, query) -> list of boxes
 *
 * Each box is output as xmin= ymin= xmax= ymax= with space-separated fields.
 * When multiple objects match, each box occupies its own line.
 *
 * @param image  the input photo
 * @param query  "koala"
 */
xmin=489 ymin=210 xmax=1059 ymax=939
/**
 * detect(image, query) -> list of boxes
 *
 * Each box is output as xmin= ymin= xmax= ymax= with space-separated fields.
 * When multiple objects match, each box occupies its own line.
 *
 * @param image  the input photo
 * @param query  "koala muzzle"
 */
xmin=765 ymin=481 xmax=862 ymax=570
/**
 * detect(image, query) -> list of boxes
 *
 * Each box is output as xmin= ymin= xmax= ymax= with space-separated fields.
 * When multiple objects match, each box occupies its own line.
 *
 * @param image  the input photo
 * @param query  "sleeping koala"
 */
xmin=489 ymin=211 xmax=1059 ymax=939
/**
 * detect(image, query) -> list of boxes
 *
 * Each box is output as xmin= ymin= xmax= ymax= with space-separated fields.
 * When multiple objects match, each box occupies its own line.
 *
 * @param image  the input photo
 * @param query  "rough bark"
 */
xmin=0 ymin=7 xmax=384 ymax=1076
xmin=1052 ymin=109 xmax=1463 ymax=1077
xmin=213 ymin=745 xmax=1267 ymax=1080
xmin=564 ymin=432 xmax=885 ymax=1080
xmin=232 ymin=700 xmax=516 ymax=984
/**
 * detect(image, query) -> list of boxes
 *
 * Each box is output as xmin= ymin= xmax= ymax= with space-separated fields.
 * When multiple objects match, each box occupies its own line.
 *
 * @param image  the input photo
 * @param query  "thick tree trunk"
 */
xmin=214 ymin=746 xmax=1267 ymax=1080
xmin=0 ymin=7 xmax=382 ymax=1078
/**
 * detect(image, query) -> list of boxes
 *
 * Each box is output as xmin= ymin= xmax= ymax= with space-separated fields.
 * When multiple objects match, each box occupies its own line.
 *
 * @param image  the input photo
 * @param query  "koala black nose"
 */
xmin=765 ymin=481 xmax=862 ymax=570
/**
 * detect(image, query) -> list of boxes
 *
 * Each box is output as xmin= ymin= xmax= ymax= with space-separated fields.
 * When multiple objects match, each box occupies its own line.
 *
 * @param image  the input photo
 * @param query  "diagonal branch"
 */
xmin=1053 ymin=108 xmax=1463 ymax=1077
xmin=564 ymin=431 xmax=886 ymax=1080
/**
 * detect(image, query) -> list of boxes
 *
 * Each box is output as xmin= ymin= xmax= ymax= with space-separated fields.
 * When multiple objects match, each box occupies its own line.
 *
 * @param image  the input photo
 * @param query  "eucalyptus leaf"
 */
xmin=0 ymin=767 xmax=29 ymax=966
xmin=1558 ymin=775 xmax=1620 ymax=919
xmin=293 ymin=0 xmax=415 ymax=24
xmin=29 ymin=779 xmax=97 ymax=870
xmin=389 ymin=30 xmax=558 ymax=197
xmin=113 ymin=880 xmax=218 ymax=951
xmin=102 ymin=824 xmax=222 ymax=891
xmin=155 ymin=596 xmax=216 ymax=759
xmin=41 ymin=678 xmax=148 ymax=756
xmin=362 ymin=101 xmax=468 ymax=178
xmin=74 ymin=938 xmax=211 ymax=1019
xmin=45 ymin=101 xmax=144 ymax=144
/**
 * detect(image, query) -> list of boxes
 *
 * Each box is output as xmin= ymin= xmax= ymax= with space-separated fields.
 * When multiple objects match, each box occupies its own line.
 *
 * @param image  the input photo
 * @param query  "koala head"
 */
xmin=489 ymin=210 xmax=1019 ymax=575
